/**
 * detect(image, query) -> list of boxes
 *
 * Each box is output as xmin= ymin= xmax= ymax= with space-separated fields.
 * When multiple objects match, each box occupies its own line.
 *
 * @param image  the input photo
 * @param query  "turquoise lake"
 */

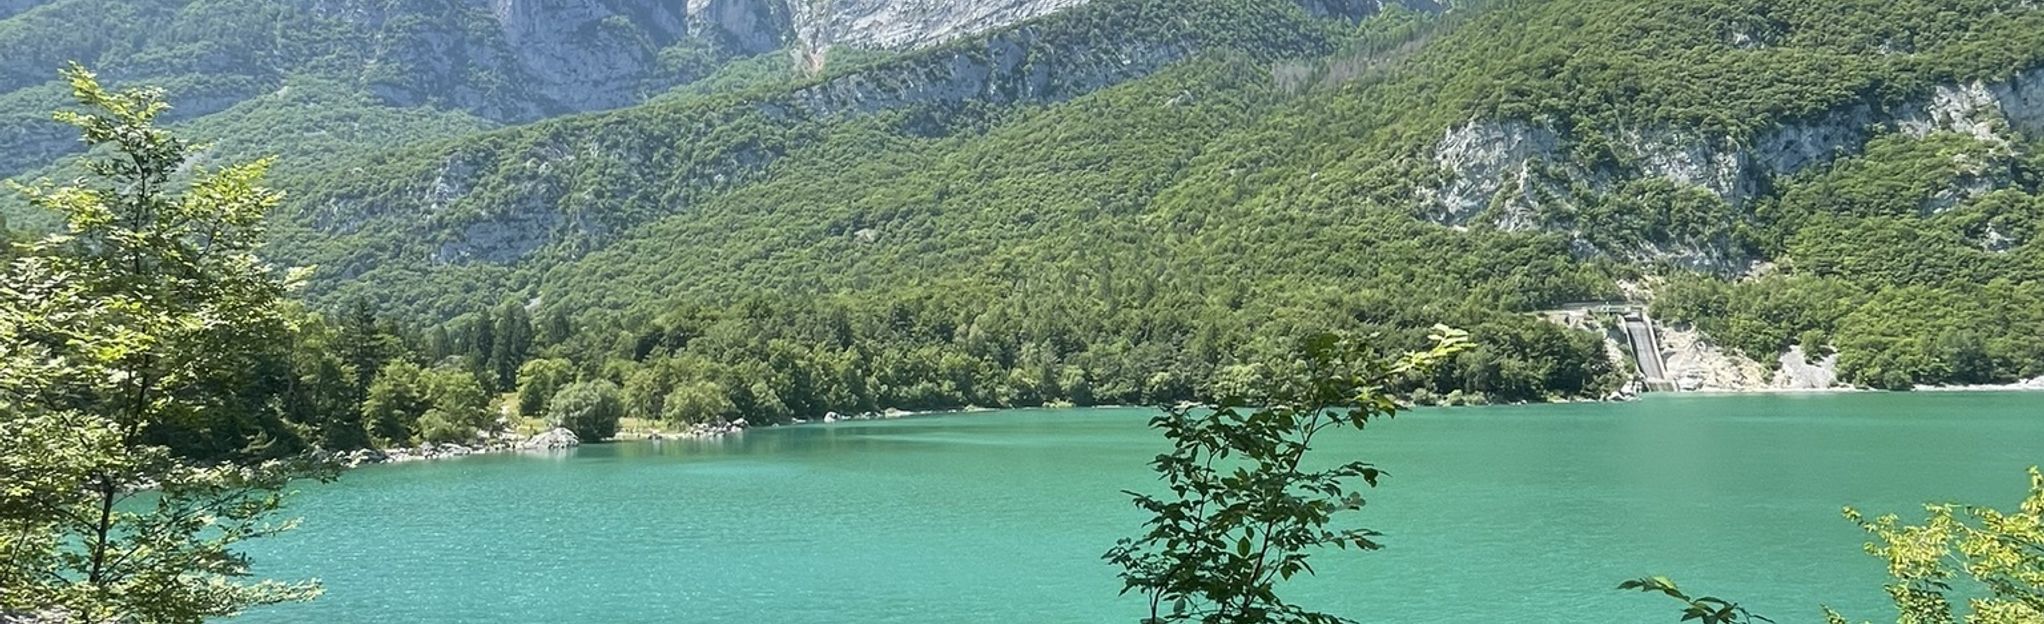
xmin=234 ymin=393 xmax=2042 ymax=623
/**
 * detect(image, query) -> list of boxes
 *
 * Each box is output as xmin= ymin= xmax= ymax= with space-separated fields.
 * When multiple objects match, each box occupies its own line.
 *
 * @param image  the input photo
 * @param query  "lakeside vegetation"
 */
xmin=1657 ymin=132 xmax=2044 ymax=388
xmin=6 ymin=0 xmax=2044 ymax=420
xmin=6 ymin=0 xmax=2044 ymax=618
xmin=1622 ymin=468 xmax=2044 ymax=624
xmin=5 ymin=0 xmax=2044 ymax=450
xmin=2 ymin=48 xmax=2041 ymax=624
xmin=244 ymin=0 xmax=2044 ymax=406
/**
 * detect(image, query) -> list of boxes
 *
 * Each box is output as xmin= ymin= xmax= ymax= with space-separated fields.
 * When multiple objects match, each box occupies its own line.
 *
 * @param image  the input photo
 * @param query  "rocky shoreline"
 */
xmin=330 ymin=427 xmax=583 ymax=467
xmin=1915 ymin=377 xmax=2044 ymax=392
xmin=338 ymin=418 xmax=781 ymax=468
xmin=309 ymin=374 xmax=2044 ymax=471
xmin=614 ymin=419 xmax=751 ymax=441
xmin=325 ymin=373 xmax=2044 ymax=470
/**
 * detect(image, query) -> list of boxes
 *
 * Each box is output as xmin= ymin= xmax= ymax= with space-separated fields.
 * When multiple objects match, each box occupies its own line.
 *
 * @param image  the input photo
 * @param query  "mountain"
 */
xmin=8 ymin=0 xmax=2044 ymax=417
xmin=268 ymin=0 xmax=1386 ymax=276
xmin=0 ymin=0 xmax=1140 ymax=182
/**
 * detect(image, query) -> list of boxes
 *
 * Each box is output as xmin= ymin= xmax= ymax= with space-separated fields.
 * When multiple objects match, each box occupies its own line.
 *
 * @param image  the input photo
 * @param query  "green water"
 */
xmin=235 ymin=393 xmax=2041 ymax=623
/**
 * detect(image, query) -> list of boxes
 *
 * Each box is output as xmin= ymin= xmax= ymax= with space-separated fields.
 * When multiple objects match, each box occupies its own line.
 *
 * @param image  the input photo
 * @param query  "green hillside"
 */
xmin=10 ymin=0 xmax=2044 ymax=429
xmin=0 ymin=0 xmax=782 ymax=181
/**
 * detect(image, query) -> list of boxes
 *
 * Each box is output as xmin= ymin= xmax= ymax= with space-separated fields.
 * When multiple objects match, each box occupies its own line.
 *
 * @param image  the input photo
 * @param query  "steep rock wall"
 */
xmin=489 ymin=0 xmax=692 ymax=112
xmin=688 ymin=0 xmax=792 ymax=55
xmin=319 ymin=0 xmax=700 ymax=119
xmin=0 ymin=0 xmax=47 ymax=20
xmin=791 ymin=0 xmax=1090 ymax=52
xmin=304 ymin=0 xmax=1447 ymax=268
xmin=780 ymin=24 xmax=1190 ymax=121
xmin=1423 ymin=66 xmax=2044 ymax=271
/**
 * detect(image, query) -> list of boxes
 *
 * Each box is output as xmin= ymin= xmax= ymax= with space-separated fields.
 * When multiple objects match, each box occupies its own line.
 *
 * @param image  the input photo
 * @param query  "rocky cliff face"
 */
xmin=0 ymin=0 xmax=46 ymax=20
xmin=785 ymin=0 xmax=1448 ymax=64
xmin=778 ymin=22 xmax=1193 ymax=122
xmin=415 ymin=2 xmax=1220 ymax=265
xmin=301 ymin=0 xmax=1450 ymax=271
xmin=371 ymin=0 xmax=1142 ymax=117
xmin=1421 ymin=67 xmax=2044 ymax=272
xmin=489 ymin=0 xmax=692 ymax=111
xmin=688 ymin=0 xmax=792 ymax=55
xmin=8 ymin=0 xmax=1429 ymax=131
xmin=790 ymin=0 xmax=1089 ymax=53
xmin=771 ymin=0 xmax=1452 ymax=122
xmin=311 ymin=0 xmax=703 ymax=120
xmin=312 ymin=0 xmax=1153 ymax=118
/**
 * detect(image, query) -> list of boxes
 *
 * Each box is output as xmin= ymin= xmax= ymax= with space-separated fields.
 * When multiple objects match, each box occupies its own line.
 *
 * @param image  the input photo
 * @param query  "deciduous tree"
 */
xmin=0 ymin=64 xmax=331 ymax=622
xmin=1105 ymin=326 xmax=1469 ymax=624
xmin=548 ymin=380 xmax=624 ymax=441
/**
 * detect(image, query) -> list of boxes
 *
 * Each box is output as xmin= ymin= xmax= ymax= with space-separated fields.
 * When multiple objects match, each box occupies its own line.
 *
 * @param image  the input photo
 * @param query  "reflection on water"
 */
xmin=240 ymin=393 xmax=2042 ymax=624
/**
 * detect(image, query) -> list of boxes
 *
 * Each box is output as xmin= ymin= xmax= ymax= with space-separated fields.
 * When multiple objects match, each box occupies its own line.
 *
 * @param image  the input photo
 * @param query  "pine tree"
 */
xmin=491 ymin=299 xmax=533 ymax=390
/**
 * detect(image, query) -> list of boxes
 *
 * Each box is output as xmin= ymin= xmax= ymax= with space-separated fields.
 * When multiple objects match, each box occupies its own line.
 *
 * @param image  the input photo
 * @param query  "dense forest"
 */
xmin=5 ymin=0 xmax=2044 ymax=456
xmin=5 ymin=60 xmax=2040 ymax=624
xmin=1656 ymin=132 xmax=2044 ymax=388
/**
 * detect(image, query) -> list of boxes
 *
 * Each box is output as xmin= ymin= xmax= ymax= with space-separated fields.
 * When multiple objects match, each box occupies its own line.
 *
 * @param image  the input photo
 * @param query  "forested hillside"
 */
xmin=264 ymin=0 xmax=1629 ymax=417
xmin=1 ymin=0 xmax=650 ymax=178
xmin=0 ymin=0 xmax=1098 ymax=187
xmin=7 ymin=0 xmax=2044 ymax=452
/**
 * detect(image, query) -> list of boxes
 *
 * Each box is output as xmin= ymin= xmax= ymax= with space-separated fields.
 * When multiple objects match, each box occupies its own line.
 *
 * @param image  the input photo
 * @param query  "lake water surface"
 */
xmin=236 ymin=392 xmax=2042 ymax=623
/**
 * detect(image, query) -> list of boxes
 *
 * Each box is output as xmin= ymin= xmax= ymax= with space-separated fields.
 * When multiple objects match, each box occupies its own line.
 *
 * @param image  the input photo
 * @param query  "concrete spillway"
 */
xmin=1623 ymin=315 xmax=1669 ymax=385
xmin=1540 ymin=302 xmax=1675 ymax=392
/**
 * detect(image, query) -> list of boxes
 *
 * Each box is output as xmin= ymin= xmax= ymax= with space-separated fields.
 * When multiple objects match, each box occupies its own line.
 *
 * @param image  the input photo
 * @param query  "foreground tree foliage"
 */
xmin=0 ymin=65 xmax=330 ymax=621
xmin=1106 ymin=326 xmax=1469 ymax=624
xmin=1626 ymin=467 xmax=2044 ymax=624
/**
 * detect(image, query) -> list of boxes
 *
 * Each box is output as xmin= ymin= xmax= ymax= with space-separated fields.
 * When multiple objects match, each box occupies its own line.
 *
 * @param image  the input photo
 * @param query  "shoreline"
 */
xmin=345 ymin=407 xmax=997 ymax=467
xmin=337 ymin=426 xmax=588 ymax=467
xmin=1611 ymin=383 xmax=2044 ymax=396
xmin=337 ymin=383 xmax=2041 ymax=467
xmin=1677 ymin=375 xmax=2044 ymax=395
xmin=1665 ymin=386 xmax=1867 ymax=396
xmin=1913 ymin=379 xmax=2044 ymax=392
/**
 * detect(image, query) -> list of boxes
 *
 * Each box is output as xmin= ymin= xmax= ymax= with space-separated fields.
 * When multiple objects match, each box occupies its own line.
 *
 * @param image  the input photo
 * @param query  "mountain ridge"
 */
xmin=0 ymin=0 xmax=1188 ymax=180
xmin=264 ymin=0 xmax=1427 ymax=294
xmin=9 ymin=0 xmax=2044 ymax=402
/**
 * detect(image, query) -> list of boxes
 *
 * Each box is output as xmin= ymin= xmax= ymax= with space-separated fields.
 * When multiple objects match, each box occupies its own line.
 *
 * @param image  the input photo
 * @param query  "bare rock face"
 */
xmin=460 ymin=0 xmax=1122 ymax=111
xmin=1773 ymin=346 xmax=1841 ymax=390
xmin=290 ymin=0 xmax=1448 ymax=270
xmin=488 ymin=0 xmax=691 ymax=112
xmin=1421 ymin=66 xmax=2044 ymax=273
xmin=297 ymin=0 xmax=767 ymax=120
xmin=341 ymin=0 xmax=1130 ymax=119
xmin=790 ymin=0 xmax=1089 ymax=52
xmin=783 ymin=0 xmax=1444 ymax=66
xmin=689 ymin=0 xmax=792 ymax=55
xmin=520 ymin=427 xmax=582 ymax=450
xmin=1423 ymin=120 xmax=1563 ymax=228
xmin=0 ymin=0 xmax=46 ymax=20
xmin=1659 ymin=323 xmax=1772 ymax=391
xmin=781 ymin=25 xmax=1193 ymax=121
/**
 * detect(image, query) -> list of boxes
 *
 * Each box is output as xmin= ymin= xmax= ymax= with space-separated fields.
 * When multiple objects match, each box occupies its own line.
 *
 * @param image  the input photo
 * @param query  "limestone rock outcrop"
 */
xmin=520 ymin=427 xmax=582 ymax=450
xmin=1421 ymin=67 xmax=2044 ymax=273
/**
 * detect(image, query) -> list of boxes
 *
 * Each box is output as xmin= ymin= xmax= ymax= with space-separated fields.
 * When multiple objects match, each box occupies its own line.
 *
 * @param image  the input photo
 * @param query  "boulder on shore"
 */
xmin=1 ymin=610 xmax=64 ymax=624
xmin=520 ymin=427 xmax=581 ymax=450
